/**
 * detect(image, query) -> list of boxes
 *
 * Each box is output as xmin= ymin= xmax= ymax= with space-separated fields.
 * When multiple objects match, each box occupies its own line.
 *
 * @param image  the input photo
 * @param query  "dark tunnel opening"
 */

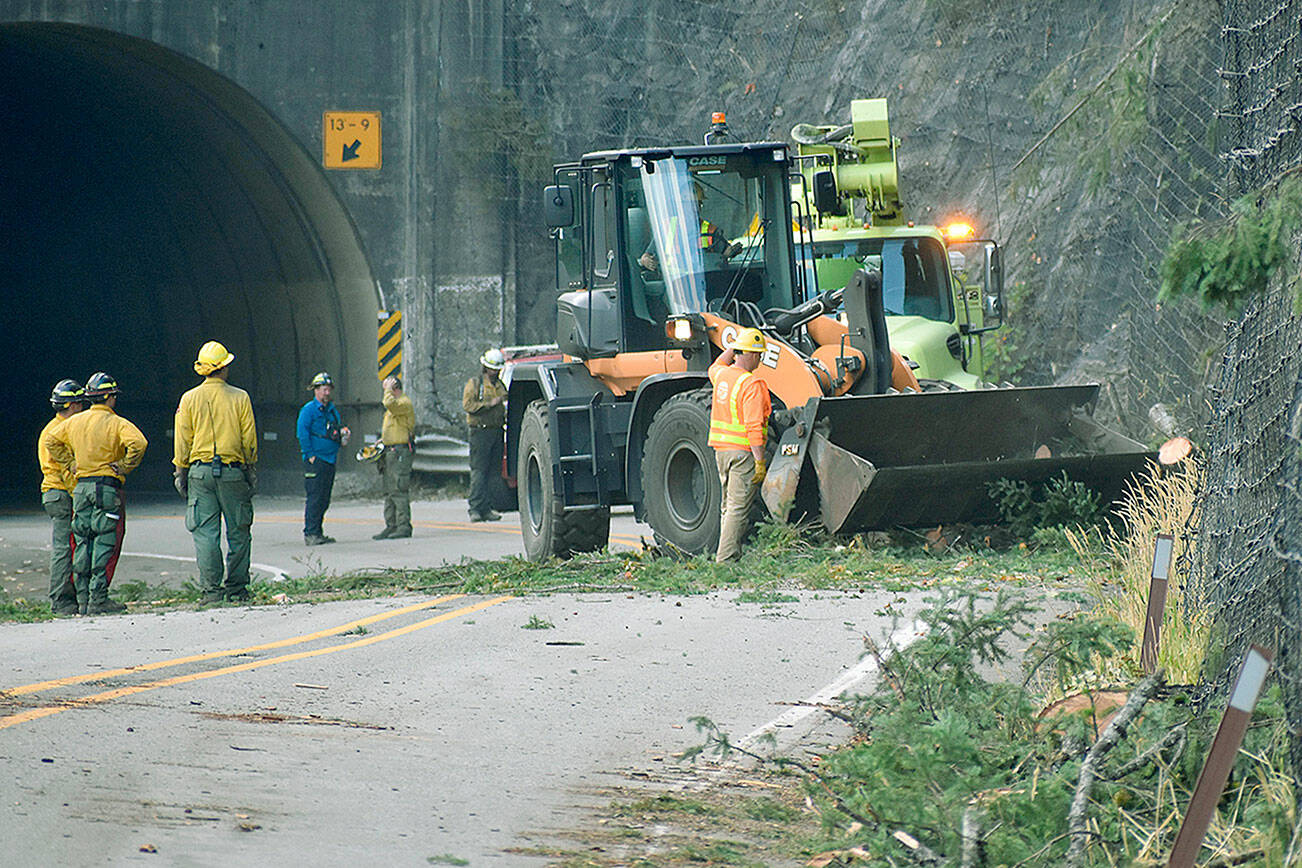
xmin=0 ymin=22 xmax=378 ymax=500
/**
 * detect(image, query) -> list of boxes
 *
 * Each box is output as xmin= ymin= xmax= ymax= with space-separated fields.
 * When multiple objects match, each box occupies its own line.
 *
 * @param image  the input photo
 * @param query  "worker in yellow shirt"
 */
xmin=374 ymin=376 xmax=416 ymax=539
xmin=38 ymin=379 xmax=86 ymax=616
xmin=44 ymin=372 xmax=148 ymax=615
xmin=462 ymin=348 xmax=508 ymax=522
xmin=173 ymin=341 xmax=259 ymax=603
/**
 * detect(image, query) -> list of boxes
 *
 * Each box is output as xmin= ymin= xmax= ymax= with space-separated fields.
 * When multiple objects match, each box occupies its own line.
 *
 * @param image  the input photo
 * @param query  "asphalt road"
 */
xmin=1 ymin=495 xmax=930 ymax=864
xmin=1 ymin=590 xmax=927 ymax=864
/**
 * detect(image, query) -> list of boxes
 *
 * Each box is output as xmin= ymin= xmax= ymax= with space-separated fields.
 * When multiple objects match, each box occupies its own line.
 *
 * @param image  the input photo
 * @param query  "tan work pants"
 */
xmin=715 ymin=449 xmax=756 ymax=563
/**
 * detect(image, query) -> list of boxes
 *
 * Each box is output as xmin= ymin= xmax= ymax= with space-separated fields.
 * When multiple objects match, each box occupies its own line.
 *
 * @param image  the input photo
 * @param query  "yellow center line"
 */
xmin=0 ymin=596 xmax=512 ymax=731
xmin=2 ymin=595 xmax=466 ymax=697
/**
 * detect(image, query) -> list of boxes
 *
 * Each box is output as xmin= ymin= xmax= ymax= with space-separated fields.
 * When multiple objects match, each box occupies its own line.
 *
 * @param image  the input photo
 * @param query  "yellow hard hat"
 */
xmin=726 ymin=327 xmax=767 ymax=354
xmin=194 ymin=340 xmax=235 ymax=375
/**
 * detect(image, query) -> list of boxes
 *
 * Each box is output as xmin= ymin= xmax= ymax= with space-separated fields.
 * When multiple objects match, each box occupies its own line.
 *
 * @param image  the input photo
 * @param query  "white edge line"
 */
xmin=120 ymin=551 xmax=292 ymax=583
xmin=736 ymin=618 xmax=928 ymax=750
xmin=37 ymin=545 xmax=290 ymax=582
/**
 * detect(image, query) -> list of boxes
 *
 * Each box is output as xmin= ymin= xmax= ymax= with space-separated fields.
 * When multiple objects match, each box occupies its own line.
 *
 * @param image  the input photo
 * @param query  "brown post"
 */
xmin=1167 ymin=645 xmax=1274 ymax=868
xmin=1140 ymin=533 xmax=1174 ymax=673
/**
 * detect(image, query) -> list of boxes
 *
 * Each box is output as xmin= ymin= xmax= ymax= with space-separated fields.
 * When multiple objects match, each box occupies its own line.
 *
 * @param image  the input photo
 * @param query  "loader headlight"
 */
xmin=668 ymin=317 xmax=695 ymax=342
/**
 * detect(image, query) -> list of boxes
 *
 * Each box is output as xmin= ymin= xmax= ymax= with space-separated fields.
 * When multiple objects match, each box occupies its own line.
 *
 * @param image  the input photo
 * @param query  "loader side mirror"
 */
xmin=543 ymin=185 xmax=575 ymax=228
xmin=813 ymin=170 xmax=839 ymax=216
xmin=983 ymin=242 xmax=1003 ymax=329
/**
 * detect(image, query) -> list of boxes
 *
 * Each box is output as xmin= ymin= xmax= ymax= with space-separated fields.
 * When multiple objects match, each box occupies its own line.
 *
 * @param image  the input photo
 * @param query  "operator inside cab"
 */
xmin=637 ymin=180 xmax=740 ymax=274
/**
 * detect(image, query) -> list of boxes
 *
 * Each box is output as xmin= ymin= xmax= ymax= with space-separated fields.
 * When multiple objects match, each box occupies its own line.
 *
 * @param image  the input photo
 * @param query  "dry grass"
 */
xmin=1066 ymin=459 xmax=1211 ymax=684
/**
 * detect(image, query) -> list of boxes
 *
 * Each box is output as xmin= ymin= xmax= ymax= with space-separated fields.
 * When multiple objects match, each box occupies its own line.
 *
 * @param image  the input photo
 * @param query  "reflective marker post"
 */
xmin=1167 ymin=645 xmax=1274 ymax=868
xmin=1140 ymin=533 xmax=1175 ymax=674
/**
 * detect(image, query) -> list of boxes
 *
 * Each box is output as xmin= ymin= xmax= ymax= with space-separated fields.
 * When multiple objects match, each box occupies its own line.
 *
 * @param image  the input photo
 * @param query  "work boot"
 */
xmin=372 ymin=527 xmax=394 ymax=540
xmin=305 ymin=534 xmax=334 ymax=546
xmin=77 ymin=593 xmax=88 ymax=616
xmin=52 ymin=600 xmax=80 ymax=617
xmin=87 ymin=597 xmax=128 ymax=615
xmin=224 ymin=586 xmax=251 ymax=603
xmin=199 ymin=589 xmax=225 ymax=605
xmin=481 ymin=510 xmax=502 ymax=522
xmin=389 ymin=529 xmax=412 ymax=539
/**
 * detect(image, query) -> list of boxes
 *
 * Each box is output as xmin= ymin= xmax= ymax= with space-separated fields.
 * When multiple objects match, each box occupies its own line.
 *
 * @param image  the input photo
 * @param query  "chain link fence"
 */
xmin=1183 ymin=0 xmax=1302 ymax=793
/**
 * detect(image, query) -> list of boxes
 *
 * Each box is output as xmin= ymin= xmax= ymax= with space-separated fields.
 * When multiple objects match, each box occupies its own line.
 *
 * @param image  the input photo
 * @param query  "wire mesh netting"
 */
xmin=1184 ymin=0 xmax=1302 ymax=789
xmin=996 ymin=1 xmax=1230 ymax=441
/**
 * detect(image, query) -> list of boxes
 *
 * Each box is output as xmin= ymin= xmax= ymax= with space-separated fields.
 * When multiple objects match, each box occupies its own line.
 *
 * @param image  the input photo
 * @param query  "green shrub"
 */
xmin=989 ymin=472 xmax=1104 ymax=537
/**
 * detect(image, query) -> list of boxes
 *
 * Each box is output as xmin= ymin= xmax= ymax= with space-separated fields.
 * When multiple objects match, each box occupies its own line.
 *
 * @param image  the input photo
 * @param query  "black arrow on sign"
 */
xmin=341 ymin=139 xmax=362 ymax=162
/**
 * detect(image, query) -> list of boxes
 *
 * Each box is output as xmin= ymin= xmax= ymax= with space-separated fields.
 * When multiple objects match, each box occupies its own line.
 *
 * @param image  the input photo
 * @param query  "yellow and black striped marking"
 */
xmin=378 ymin=309 xmax=402 ymax=380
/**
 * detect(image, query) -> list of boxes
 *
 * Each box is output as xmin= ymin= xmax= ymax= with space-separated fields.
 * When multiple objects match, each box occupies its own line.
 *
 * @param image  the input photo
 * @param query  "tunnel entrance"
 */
xmin=1 ymin=22 xmax=378 ymax=497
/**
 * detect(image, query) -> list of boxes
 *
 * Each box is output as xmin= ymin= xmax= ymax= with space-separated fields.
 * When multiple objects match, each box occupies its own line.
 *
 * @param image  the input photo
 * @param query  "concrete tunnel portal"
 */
xmin=1 ymin=22 xmax=379 ymax=496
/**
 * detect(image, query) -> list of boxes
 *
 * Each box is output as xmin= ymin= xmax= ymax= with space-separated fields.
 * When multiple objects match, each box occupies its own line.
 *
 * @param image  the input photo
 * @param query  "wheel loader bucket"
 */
xmin=761 ymin=385 xmax=1156 ymax=533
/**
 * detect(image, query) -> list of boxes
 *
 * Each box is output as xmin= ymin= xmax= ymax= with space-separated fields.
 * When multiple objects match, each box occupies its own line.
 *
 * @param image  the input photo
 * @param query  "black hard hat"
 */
xmin=84 ymin=371 xmax=121 ymax=399
xmin=50 ymin=379 xmax=84 ymax=407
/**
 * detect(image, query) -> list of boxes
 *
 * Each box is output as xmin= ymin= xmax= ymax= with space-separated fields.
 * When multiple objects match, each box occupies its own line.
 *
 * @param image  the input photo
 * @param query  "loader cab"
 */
xmin=545 ymin=143 xmax=803 ymax=358
xmin=809 ymin=233 xmax=954 ymax=323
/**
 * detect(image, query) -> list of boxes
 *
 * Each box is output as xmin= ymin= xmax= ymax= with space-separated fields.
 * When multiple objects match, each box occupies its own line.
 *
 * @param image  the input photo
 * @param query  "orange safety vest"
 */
xmin=708 ymin=364 xmax=768 ymax=450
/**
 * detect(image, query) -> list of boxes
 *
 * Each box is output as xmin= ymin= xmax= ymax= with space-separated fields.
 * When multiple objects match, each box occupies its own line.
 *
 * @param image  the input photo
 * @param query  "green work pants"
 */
xmin=41 ymin=489 xmax=76 ymax=608
xmin=715 ymin=450 xmax=757 ymax=563
xmin=186 ymin=464 xmax=254 ymax=595
xmin=71 ymin=479 xmax=126 ymax=604
xmin=380 ymin=445 xmax=413 ymax=534
xmin=468 ymin=426 xmax=503 ymax=517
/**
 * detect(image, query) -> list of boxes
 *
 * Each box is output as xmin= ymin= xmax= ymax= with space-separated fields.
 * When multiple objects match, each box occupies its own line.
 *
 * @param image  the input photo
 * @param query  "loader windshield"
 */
xmin=808 ymin=236 xmax=954 ymax=323
xmin=621 ymin=152 xmax=796 ymax=334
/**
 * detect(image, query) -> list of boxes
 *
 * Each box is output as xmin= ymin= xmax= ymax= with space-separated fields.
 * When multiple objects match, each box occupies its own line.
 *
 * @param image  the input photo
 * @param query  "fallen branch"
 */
xmin=960 ymin=799 xmax=986 ymax=868
xmin=1066 ymin=668 xmax=1166 ymax=868
xmin=1106 ymin=722 xmax=1187 ymax=779
xmin=774 ymin=699 xmax=855 ymax=724
xmin=893 ymin=828 xmax=942 ymax=865
xmin=862 ymin=635 xmax=905 ymax=701
xmin=1205 ymin=850 xmax=1266 ymax=868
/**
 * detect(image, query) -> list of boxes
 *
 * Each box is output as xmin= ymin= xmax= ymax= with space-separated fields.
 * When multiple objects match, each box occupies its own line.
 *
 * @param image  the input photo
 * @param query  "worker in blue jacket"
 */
xmin=297 ymin=372 xmax=350 ymax=545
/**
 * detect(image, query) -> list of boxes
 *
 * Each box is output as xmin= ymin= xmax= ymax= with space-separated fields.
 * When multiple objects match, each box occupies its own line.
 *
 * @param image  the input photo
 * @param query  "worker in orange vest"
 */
xmin=707 ymin=327 xmax=772 ymax=562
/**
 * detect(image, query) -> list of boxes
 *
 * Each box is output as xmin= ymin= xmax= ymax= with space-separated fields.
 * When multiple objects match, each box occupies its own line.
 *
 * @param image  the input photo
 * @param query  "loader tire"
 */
xmin=641 ymin=389 xmax=721 ymax=556
xmin=517 ymin=399 xmax=611 ymax=562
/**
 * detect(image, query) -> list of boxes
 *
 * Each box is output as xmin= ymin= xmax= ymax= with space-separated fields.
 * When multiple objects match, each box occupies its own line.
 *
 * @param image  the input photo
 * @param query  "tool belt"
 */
xmin=190 ymin=457 xmax=244 ymax=468
xmin=80 ymin=475 xmax=121 ymax=488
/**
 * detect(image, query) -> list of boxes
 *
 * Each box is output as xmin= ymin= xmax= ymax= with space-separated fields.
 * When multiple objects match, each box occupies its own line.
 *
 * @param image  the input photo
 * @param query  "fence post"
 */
xmin=1140 ymin=533 xmax=1175 ymax=673
xmin=1167 ymin=645 xmax=1274 ymax=868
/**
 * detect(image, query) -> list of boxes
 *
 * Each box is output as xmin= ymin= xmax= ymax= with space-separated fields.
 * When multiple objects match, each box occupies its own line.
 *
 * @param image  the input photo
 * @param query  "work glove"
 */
xmin=751 ymin=458 xmax=767 ymax=485
xmin=245 ymin=465 xmax=258 ymax=496
xmin=173 ymin=468 xmax=188 ymax=498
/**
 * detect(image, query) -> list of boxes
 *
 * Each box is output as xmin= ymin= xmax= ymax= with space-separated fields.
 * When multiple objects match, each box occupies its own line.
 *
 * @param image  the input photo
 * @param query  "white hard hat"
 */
xmin=480 ymin=348 xmax=505 ymax=370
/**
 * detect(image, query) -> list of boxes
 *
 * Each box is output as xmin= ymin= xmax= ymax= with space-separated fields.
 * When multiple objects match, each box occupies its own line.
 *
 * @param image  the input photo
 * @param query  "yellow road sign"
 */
xmin=323 ymin=111 xmax=381 ymax=169
xmin=378 ymin=309 xmax=402 ymax=379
